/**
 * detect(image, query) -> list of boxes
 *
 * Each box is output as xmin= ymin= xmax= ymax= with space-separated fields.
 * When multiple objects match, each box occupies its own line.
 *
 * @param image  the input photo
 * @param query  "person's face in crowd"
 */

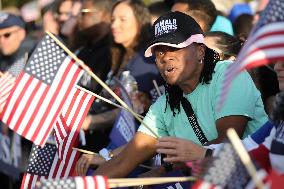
xmin=0 ymin=26 xmax=25 ymax=56
xmin=154 ymin=44 xmax=204 ymax=88
xmin=111 ymin=2 xmax=139 ymax=48
xmin=78 ymin=0 xmax=104 ymax=31
xmin=58 ymin=0 xmax=73 ymax=24
xmin=171 ymin=3 xmax=189 ymax=14
xmin=274 ymin=61 xmax=284 ymax=91
xmin=171 ymin=4 xmax=207 ymax=32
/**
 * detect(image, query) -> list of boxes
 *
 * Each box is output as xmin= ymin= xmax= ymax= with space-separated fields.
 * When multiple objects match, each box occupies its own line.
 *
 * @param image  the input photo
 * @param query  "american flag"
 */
xmin=0 ymin=55 xmax=25 ymax=112
xmin=54 ymin=86 xmax=95 ymax=159
xmin=21 ymin=86 xmax=95 ymax=189
xmin=37 ymin=176 xmax=108 ymax=189
xmin=192 ymin=143 xmax=265 ymax=189
xmin=0 ymin=72 xmax=16 ymax=112
xmin=217 ymin=0 xmax=284 ymax=111
xmin=21 ymin=142 xmax=81 ymax=189
xmin=54 ymin=115 xmax=68 ymax=157
xmin=0 ymin=34 xmax=84 ymax=146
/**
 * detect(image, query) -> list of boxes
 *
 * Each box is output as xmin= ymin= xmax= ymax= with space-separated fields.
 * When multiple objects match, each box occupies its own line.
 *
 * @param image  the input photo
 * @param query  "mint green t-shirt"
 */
xmin=138 ymin=61 xmax=268 ymax=145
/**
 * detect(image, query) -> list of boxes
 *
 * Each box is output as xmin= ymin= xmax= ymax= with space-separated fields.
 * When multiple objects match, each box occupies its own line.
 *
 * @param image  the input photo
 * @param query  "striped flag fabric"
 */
xmin=20 ymin=141 xmax=81 ymax=189
xmin=54 ymin=86 xmax=95 ymax=159
xmin=217 ymin=0 xmax=284 ymax=110
xmin=54 ymin=115 xmax=68 ymax=157
xmin=0 ymin=72 xmax=16 ymax=112
xmin=21 ymin=86 xmax=95 ymax=189
xmin=0 ymin=55 xmax=26 ymax=112
xmin=37 ymin=176 xmax=108 ymax=189
xmin=193 ymin=180 xmax=218 ymax=189
xmin=54 ymin=115 xmax=68 ymax=158
xmin=21 ymin=143 xmax=58 ymax=189
xmin=0 ymin=34 xmax=84 ymax=146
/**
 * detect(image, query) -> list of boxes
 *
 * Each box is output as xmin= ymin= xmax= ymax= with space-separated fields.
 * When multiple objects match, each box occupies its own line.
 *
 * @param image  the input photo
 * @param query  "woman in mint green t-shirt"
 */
xmin=90 ymin=11 xmax=268 ymax=178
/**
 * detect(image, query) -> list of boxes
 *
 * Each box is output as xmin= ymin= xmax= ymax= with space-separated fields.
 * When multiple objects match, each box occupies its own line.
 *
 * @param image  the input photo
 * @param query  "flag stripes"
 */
xmin=54 ymin=87 xmax=95 ymax=159
xmin=75 ymin=176 xmax=109 ymax=189
xmin=0 ymin=56 xmax=83 ymax=146
xmin=231 ymin=23 xmax=284 ymax=70
xmin=21 ymin=174 xmax=42 ymax=189
xmin=21 ymin=147 xmax=81 ymax=189
xmin=21 ymin=87 xmax=95 ymax=189
xmin=37 ymin=176 xmax=109 ymax=189
xmin=193 ymin=181 xmax=218 ymax=189
xmin=54 ymin=115 xmax=68 ymax=158
xmin=54 ymin=115 xmax=68 ymax=143
xmin=218 ymin=23 xmax=284 ymax=111
xmin=49 ymin=148 xmax=80 ymax=179
xmin=0 ymin=72 xmax=16 ymax=112
xmin=217 ymin=0 xmax=284 ymax=110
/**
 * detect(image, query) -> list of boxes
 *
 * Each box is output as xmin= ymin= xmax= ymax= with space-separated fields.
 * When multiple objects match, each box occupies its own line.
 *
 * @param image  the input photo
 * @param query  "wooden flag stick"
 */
xmin=72 ymin=147 xmax=98 ymax=155
xmin=108 ymin=177 xmax=195 ymax=188
xmin=227 ymin=128 xmax=265 ymax=189
xmin=138 ymin=164 xmax=154 ymax=170
xmin=46 ymin=31 xmax=158 ymax=138
xmin=24 ymin=52 xmax=29 ymax=65
xmin=152 ymin=80 xmax=162 ymax=97
xmin=36 ymin=176 xmax=196 ymax=188
xmin=75 ymin=85 xmax=144 ymax=119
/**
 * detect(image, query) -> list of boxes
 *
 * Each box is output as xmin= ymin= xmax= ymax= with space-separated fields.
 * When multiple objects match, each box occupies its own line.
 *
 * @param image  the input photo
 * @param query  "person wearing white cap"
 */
xmin=90 ymin=11 xmax=267 ymax=178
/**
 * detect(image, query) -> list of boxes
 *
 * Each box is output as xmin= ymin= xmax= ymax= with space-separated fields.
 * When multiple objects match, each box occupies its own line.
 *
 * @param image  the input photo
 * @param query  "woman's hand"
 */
xmin=156 ymin=137 xmax=207 ymax=163
xmin=75 ymin=154 xmax=106 ymax=176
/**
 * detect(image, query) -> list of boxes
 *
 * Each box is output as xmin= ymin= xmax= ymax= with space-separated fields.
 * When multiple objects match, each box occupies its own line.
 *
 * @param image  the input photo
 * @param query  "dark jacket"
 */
xmin=77 ymin=33 xmax=112 ymax=94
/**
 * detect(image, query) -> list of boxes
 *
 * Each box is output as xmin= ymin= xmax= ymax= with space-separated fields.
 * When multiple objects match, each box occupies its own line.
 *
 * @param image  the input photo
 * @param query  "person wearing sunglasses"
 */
xmin=0 ymin=12 xmax=34 ymax=75
xmin=0 ymin=12 xmax=36 ymax=188
xmin=74 ymin=0 xmax=114 ymax=153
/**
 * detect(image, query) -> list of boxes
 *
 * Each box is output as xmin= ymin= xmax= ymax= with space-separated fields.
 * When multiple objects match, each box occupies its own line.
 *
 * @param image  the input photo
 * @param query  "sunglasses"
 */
xmin=0 ymin=29 xmax=19 ymax=39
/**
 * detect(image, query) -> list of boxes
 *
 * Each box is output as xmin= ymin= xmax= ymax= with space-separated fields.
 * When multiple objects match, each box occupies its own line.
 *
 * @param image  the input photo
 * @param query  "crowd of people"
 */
xmin=0 ymin=0 xmax=283 ymax=188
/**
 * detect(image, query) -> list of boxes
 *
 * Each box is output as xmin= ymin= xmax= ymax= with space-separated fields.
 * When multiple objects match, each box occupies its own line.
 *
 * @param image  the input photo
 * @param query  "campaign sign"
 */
xmin=109 ymin=79 xmax=136 ymax=147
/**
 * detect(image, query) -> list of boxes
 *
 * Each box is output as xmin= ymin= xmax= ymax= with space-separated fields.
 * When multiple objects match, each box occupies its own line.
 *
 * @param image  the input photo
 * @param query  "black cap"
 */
xmin=145 ymin=11 xmax=204 ymax=57
xmin=0 ymin=12 xmax=25 ymax=29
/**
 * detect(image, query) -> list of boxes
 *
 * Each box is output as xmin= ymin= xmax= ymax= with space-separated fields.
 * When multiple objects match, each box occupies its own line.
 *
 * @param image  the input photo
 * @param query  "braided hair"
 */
xmin=165 ymin=46 xmax=220 ymax=116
